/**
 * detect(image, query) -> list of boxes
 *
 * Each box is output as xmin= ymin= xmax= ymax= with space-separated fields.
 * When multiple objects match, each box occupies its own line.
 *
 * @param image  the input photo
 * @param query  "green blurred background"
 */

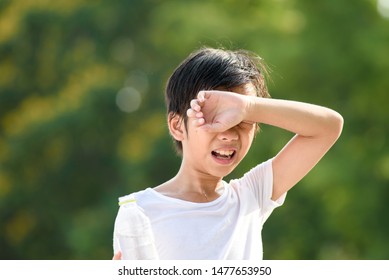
xmin=0 ymin=0 xmax=388 ymax=260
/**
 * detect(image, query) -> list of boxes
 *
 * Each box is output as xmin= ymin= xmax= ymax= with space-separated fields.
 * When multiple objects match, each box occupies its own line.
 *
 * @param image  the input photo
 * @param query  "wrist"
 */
xmin=244 ymin=95 xmax=262 ymax=122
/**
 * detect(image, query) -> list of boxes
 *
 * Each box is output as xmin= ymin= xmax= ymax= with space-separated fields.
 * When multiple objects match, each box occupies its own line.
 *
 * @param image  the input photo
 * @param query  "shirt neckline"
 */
xmin=145 ymin=181 xmax=229 ymax=207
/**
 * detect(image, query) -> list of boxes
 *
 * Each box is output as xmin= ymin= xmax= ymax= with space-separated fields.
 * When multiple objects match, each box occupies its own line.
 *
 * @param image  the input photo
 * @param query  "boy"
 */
xmin=113 ymin=47 xmax=343 ymax=260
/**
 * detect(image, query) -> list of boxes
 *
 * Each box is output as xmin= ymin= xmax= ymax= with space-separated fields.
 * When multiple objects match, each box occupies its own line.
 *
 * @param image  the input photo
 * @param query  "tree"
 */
xmin=1 ymin=0 xmax=388 ymax=259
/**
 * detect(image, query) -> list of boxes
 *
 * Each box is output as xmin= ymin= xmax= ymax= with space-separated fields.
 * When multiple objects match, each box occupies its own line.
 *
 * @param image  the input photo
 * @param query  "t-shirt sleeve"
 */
xmin=235 ymin=158 xmax=287 ymax=224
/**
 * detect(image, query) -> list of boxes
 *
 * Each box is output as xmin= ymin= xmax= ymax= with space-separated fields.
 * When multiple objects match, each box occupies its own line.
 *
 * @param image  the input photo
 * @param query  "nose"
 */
xmin=217 ymin=127 xmax=239 ymax=141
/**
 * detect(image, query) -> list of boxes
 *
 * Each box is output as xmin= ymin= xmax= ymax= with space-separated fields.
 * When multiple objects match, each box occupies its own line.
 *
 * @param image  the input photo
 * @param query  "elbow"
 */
xmin=327 ymin=111 xmax=344 ymax=142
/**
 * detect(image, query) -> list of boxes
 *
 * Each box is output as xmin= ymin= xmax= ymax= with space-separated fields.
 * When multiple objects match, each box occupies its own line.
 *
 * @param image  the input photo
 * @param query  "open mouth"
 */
xmin=211 ymin=149 xmax=236 ymax=160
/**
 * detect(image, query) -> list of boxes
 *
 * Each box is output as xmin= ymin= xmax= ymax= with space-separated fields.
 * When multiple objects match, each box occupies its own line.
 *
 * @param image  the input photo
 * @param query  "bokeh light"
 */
xmin=116 ymin=87 xmax=141 ymax=113
xmin=378 ymin=0 xmax=389 ymax=18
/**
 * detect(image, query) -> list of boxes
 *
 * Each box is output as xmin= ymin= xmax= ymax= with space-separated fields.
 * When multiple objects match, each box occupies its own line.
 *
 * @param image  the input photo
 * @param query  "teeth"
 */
xmin=214 ymin=150 xmax=234 ymax=156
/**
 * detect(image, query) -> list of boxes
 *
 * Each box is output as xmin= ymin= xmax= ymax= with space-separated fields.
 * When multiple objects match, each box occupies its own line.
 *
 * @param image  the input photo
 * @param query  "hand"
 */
xmin=187 ymin=90 xmax=250 ymax=133
xmin=112 ymin=251 xmax=122 ymax=260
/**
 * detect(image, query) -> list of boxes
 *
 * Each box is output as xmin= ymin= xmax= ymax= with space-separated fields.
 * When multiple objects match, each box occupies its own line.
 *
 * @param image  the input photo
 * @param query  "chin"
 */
xmin=209 ymin=164 xmax=238 ymax=178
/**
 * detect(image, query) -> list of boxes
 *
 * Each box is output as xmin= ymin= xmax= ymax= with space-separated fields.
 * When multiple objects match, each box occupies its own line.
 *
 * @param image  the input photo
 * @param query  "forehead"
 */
xmin=217 ymin=83 xmax=257 ymax=97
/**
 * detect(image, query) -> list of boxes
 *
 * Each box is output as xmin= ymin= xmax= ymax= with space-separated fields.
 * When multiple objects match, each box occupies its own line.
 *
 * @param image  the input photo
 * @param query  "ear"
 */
xmin=167 ymin=113 xmax=185 ymax=141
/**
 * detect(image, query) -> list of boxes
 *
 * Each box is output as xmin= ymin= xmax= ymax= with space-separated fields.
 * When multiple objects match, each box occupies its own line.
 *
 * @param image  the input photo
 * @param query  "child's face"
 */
xmin=181 ymin=83 xmax=257 ymax=178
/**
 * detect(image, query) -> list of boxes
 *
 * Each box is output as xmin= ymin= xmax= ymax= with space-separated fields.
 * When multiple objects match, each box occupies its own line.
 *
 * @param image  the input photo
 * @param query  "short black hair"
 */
xmin=165 ymin=47 xmax=270 ymax=154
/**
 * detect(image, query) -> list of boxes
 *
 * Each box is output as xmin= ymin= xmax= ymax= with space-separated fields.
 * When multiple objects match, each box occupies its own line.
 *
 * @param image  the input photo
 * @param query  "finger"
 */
xmin=191 ymin=117 xmax=205 ymax=127
xmin=187 ymin=108 xmax=196 ymax=118
xmin=188 ymin=95 xmax=206 ymax=127
xmin=197 ymin=91 xmax=208 ymax=103
xmin=112 ymin=251 xmax=122 ymax=260
xmin=187 ymin=108 xmax=204 ymax=119
xmin=190 ymin=99 xmax=201 ymax=112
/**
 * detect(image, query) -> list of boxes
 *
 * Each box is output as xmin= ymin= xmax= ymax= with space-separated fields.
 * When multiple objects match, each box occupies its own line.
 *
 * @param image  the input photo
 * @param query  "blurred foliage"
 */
xmin=0 ymin=0 xmax=388 ymax=260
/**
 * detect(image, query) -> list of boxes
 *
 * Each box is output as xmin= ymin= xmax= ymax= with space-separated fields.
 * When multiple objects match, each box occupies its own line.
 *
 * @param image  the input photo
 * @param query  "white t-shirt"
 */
xmin=113 ymin=159 xmax=286 ymax=260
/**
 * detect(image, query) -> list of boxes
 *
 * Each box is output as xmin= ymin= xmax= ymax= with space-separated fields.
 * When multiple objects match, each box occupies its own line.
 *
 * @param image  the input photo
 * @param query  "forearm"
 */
xmin=245 ymin=97 xmax=343 ymax=140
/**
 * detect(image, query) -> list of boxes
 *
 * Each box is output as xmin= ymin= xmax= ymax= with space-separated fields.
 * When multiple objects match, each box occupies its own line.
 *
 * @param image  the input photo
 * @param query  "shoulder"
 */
xmin=230 ymin=158 xmax=273 ymax=187
xmin=227 ymin=158 xmax=276 ymax=204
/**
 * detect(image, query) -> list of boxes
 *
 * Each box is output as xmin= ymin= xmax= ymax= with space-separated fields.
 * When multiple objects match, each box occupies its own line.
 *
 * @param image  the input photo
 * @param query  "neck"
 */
xmin=155 ymin=160 xmax=224 ymax=203
xmin=177 ymin=158 xmax=223 ymax=190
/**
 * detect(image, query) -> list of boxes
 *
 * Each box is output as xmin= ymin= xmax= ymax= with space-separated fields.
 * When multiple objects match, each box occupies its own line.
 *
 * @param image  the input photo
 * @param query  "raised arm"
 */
xmin=245 ymin=97 xmax=343 ymax=200
xmin=188 ymin=90 xmax=343 ymax=201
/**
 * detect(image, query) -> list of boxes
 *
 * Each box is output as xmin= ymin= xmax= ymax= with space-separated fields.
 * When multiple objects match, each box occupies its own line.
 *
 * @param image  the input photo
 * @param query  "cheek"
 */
xmin=241 ymin=130 xmax=255 ymax=150
xmin=190 ymin=129 xmax=211 ymax=148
